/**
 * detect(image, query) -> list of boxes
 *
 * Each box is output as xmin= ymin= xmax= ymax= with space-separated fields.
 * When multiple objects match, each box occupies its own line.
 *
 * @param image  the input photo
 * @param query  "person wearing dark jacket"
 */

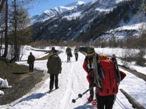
xmin=27 ymin=52 xmax=35 ymax=72
xmin=47 ymin=47 xmax=62 ymax=92
xmin=74 ymin=47 xmax=79 ymax=61
xmin=66 ymin=46 xmax=72 ymax=62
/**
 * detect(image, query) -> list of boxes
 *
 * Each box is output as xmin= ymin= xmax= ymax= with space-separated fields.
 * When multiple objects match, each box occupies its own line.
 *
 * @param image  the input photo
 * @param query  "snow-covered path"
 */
xmin=0 ymin=46 xmax=146 ymax=109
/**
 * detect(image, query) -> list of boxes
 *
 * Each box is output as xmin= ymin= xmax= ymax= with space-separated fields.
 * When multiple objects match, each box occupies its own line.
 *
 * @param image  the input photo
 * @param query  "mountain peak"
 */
xmin=65 ymin=1 xmax=86 ymax=7
xmin=30 ymin=0 xmax=145 ymax=42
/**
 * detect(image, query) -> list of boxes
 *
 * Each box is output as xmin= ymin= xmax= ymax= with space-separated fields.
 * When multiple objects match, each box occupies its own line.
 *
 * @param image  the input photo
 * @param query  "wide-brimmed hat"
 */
xmin=86 ymin=47 xmax=95 ymax=56
xmin=87 ymin=47 xmax=95 ymax=53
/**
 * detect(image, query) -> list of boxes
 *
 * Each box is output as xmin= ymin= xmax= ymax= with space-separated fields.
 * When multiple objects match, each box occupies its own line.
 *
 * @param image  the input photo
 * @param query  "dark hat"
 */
xmin=51 ymin=47 xmax=55 ymax=51
xmin=86 ymin=47 xmax=95 ymax=56
xmin=87 ymin=47 xmax=95 ymax=54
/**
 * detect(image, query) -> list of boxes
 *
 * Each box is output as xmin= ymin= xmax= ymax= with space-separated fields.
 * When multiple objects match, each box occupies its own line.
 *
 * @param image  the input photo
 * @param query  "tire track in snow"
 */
xmin=59 ymin=63 xmax=74 ymax=109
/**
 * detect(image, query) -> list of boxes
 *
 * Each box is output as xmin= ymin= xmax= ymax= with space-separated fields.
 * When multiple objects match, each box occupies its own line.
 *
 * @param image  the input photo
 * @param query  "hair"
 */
xmin=52 ymin=47 xmax=55 ymax=51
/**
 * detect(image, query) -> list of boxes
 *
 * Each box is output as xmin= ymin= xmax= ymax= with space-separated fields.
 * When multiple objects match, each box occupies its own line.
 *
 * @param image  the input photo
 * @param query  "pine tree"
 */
xmin=9 ymin=0 xmax=31 ymax=61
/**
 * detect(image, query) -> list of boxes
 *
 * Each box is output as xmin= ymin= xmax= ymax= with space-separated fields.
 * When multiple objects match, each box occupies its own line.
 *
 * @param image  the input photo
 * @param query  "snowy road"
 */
xmin=0 ymin=46 xmax=146 ymax=109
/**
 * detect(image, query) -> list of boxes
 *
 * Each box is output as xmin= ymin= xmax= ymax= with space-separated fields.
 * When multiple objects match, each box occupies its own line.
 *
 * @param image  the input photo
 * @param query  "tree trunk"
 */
xmin=2 ymin=0 xmax=8 ymax=58
xmin=12 ymin=0 xmax=18 ymax=61
xmin=0 ymin=0 xmax=5 ymax=12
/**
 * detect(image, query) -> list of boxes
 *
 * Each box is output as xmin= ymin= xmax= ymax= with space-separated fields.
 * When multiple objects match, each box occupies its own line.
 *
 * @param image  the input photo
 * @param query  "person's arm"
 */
xmin=66 ymin=48 xmax=68 ymax=54
xmin=27 ymin=56 xmax=30 ymax=64
xmin=34 ymin=56 xmax=35 ymax=61
xmin=58 ymin=57 xmax=62 ymax=73
xmin=86 ymin=71 xmax=95 ymax=86
xmin=120 ymin=70 xmax=126 ymax=81
xmin=47 ymin=58 xmax=49 ymax=69
xmin=33 ymin=56 xmax=35 ymax=62
xmin=83 ymin=59 xmax=88 ymax=73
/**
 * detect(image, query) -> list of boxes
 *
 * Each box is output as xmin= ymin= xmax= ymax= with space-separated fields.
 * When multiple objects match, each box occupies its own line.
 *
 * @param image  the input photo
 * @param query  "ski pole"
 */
xmin=72 ymin=86 xmax=93 ymax=103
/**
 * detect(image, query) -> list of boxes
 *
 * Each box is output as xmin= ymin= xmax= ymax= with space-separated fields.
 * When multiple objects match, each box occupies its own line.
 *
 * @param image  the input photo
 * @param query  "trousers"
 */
xmin=96 ymin=94 xmax=116 ymax=109
xmin=50 ymin=74 xmax=59 ymax=90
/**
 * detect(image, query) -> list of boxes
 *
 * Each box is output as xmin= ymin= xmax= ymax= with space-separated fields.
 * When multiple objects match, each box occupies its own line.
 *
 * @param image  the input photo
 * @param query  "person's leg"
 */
xmin=67 ymin=55 xmax=69 ymax=62
xmin=55 ymin=74 xmax=59 ymax=89
xmin=31 ymin=63 xmax=34 ymax=72
xmin=88 ymin=84 xmax=94 ymax=102
xmin=29 ymin=64 xmax=31 ymax=72
xmin=89 ymin=84 xmax=94 ymax=96
xmin=96 ymin=94 xmax=105 ymax=109
xmin=69 ymin=56 xmax=70 ymax=61
xmin=30 ymin=64 xmax=34 ymax=72
xmin=50 ymin=74 xmax=54 ymax=90
xmin=75 ymin=54 xmax=78 ymax=61
xmin=105 ymin=95 xmax=116 ymax=109
xmin=30 ymin=64 xmax=32 ymax=72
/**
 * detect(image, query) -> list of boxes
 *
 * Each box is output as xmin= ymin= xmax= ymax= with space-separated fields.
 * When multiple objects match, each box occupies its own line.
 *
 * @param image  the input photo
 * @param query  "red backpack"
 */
xmin=87 ymin=56 xmax=122 ymax=96
xmin=97 ymin=59 xmax=118 ymax=96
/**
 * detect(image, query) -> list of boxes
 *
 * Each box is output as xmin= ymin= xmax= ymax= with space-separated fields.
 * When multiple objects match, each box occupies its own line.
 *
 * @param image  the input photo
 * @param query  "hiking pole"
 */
xmin=72 ymin=86 xmax=93 ymax=103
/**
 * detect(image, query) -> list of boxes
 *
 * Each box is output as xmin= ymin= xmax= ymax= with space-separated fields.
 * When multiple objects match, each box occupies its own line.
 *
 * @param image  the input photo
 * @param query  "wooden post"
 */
xmin=120 ymin=89 xmax=145 ymax=109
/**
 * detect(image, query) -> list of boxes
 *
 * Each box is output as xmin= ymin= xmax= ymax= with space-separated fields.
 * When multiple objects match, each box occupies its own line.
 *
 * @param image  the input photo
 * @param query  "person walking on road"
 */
xmin=27 ymin=52 xmax=35 ymax=72
xmin=74 ymin=46 xmax=79 ymax=61
xmin=83 ymin=47 xmax=96 ymax=102
xmin=47 ymin=47 xmax=62 ymax=93
xmin=66 ymin=46 xmax=72 ymax=62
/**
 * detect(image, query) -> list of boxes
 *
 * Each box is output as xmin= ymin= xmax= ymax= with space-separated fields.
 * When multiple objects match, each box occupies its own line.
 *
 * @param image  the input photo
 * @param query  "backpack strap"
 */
xmin=92 ymin=53 xmax=102 ymax=90
xmin=111 ymin=54 xmax=121 ymax=85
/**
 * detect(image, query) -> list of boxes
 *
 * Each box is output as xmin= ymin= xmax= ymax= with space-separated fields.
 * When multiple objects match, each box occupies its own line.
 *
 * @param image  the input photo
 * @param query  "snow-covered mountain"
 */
xmin=31 ymin=1 xmax=86 ymax=24
xmin=30 ymin=0 xmax=146 ymax=42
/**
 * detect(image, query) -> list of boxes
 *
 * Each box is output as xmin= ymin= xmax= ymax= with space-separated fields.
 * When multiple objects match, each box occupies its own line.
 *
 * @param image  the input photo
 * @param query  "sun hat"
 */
xmin=86 ymin=47 xmax=95 ymax=56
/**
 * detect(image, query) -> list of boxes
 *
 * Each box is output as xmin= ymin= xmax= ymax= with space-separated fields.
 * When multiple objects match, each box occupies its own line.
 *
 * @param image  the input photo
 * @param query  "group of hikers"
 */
xmin=66 ymin=46 xmax=79 ymax=62
xmin=27 ymin=46 xmax=79 ymax=72
xmin=27 ymin=46 xmax=126 ymax=109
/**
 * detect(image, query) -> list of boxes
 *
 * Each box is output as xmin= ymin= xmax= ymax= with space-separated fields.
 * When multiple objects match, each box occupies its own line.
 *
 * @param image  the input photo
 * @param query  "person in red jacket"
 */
xmin=86 ymin=54 xmax=126 ymax=109
xmin=83 ymin=47 xmax=97 ymax=102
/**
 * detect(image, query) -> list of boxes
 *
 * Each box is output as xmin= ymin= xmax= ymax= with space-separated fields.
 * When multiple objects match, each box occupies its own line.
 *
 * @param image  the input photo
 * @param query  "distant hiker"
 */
xmin=51 ymin=46 xmax=55 ymax=52
xmin=47 ymin=47 xmax=62 ymax=93
xmin=74 ymin=46 xmax=79 ymax=61
xmin=27 ymin=52 xmax=35 ymax=72
xmin=87 ymin=53 xmax=126 ymax=109
xmin=83 ymin=47 xmax=96 ymax=102
xmin=66 ymin=46 xmax=72 ymax=62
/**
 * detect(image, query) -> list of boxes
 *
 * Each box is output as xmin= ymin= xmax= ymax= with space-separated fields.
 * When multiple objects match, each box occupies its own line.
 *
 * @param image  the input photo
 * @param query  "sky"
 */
xmin=28 ymin=0 xmax=91 ymax=16
xmin=0 ymin=45 xmax=146 ymax=109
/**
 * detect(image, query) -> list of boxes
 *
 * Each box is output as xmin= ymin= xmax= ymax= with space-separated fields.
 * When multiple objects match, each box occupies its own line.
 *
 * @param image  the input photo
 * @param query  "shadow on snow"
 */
xmin=13 ymin=92 xmax=46 ymax=106
xmin=74 ymin=102 xmax=94 ymax=109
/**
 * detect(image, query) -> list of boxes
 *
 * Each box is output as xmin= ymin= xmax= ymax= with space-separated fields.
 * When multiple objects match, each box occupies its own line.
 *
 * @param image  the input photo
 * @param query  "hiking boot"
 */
xmin=56 ymin=87 xmax=59 ymax=89
xmin=88 ymin=95 xmax=93 ymax=102
xmin=48 ymin=89 xmax=52 ymax=93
